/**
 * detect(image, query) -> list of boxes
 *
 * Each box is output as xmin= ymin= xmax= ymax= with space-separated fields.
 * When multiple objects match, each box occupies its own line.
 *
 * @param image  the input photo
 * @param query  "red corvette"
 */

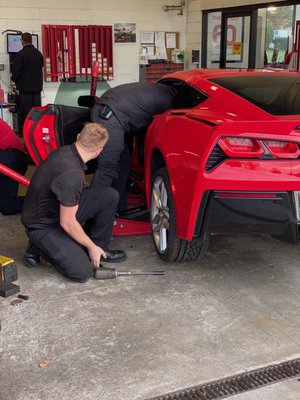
xmin=23 ymin=69 xmax=300 ymax=263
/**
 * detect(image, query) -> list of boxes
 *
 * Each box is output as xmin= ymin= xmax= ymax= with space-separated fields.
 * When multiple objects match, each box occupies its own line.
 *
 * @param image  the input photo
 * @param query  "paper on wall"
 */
xmin=155 ymin=31 xmax=167 ymax=59
xmin=166 ymin=33 xmax=176 ymax=48
xmin=140 ymin=31 xmax=154 ymax=44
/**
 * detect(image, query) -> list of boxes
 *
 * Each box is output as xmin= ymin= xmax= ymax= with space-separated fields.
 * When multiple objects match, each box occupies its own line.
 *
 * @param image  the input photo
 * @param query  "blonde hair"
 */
xmin=77 ymin=122 xmax=109 ymax=152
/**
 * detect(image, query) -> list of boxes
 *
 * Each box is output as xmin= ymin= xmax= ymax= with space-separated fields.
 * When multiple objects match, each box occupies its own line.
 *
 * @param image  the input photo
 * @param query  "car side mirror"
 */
xmin=77 ymin=95 xmax=98 ymax=108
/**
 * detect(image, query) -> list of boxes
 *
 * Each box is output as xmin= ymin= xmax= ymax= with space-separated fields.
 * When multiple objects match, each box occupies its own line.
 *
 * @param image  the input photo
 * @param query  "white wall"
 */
xmin=0 ymin=0 xmax=186 ymax=106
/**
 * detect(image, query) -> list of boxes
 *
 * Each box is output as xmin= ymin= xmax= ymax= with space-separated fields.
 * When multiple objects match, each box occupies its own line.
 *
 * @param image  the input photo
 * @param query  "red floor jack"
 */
xmin=0 ymin=161 xmax=151 ymax=237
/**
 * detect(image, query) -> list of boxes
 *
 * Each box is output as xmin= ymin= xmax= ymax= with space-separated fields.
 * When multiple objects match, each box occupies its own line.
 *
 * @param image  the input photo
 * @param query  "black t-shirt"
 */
xmin=97 ymin=82 xmax=178 ymax=132
xmin=21 ymin=144 xmax=87 ymax=230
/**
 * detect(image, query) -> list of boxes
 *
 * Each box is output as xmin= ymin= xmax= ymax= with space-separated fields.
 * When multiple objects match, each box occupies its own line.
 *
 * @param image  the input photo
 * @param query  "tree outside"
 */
xmin=265 ymin=5 xmax=294 ymax=64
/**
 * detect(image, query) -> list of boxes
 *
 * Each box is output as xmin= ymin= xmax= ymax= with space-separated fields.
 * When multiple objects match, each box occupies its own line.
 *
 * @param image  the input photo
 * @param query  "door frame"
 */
xmin=201 ymin=5 xmax=260 ymax=68
xmin=219 ymin=10 xmax=257 ymax=68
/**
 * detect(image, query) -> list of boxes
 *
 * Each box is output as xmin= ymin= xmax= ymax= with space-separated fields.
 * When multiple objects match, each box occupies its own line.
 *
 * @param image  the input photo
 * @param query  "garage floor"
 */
xmin=1 ymin=212 xmax=300 ymax=400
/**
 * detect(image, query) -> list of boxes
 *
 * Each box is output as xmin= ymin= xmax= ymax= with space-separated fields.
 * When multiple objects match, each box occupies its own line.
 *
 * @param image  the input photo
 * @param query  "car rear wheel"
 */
xmin=150 ymin=167 xmax=209 ymax=262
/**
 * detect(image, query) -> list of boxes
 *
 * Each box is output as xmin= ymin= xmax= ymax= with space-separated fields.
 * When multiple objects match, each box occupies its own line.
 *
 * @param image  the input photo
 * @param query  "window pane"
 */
xmin=206 ymin=12 xmax=221 ymax=68
xmin=172 ymin=84 xmax=208 ymax=109
xmin=258 ymin=5 xmax=294 ymax=68
xmin=209 ymin=75 xmax=300 ymax=115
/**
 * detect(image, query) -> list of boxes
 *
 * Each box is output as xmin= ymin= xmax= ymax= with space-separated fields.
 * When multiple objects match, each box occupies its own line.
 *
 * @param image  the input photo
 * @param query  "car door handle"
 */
xmin=169 ymin=110 xmax=187 ymax=115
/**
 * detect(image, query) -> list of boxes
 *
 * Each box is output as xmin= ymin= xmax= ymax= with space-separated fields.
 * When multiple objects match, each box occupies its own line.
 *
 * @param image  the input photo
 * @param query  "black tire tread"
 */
xmin=176 ymin=235 xmax=210 ymax=262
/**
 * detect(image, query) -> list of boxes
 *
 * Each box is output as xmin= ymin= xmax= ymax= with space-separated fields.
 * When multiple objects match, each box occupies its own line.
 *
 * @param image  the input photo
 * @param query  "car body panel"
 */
xmin=146 ymin=70 xmax=300 ymax=241
xmin=23 ymin=68 xmax=300 ymax=253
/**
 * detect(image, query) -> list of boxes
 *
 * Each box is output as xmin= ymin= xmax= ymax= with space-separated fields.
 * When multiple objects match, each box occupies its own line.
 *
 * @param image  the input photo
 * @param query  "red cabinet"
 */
xmin=140 ymin=62 xmax=184 ymax=83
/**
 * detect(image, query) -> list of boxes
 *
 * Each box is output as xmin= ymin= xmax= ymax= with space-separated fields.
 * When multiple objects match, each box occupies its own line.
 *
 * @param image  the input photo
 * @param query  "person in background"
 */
xmin=90 ymin=82 xmax=179 ymax=212
xmin=0 ymin=118 xmax=28 ymax=215
xmin=11 ymin=32 xmax=44 ymax=134
xmin=21 ymin=122 xmax=126 ymax=283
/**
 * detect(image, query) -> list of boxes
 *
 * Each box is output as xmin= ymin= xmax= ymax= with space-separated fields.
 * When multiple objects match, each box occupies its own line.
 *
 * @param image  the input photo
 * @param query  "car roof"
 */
xmin=160 ymin=68 xmax=300 ymax=84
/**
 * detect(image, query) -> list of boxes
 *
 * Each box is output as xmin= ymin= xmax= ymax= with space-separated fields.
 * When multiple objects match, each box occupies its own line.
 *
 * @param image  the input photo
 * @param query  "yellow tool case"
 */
xmin=0 ymin=256 xmax=20 ymax=297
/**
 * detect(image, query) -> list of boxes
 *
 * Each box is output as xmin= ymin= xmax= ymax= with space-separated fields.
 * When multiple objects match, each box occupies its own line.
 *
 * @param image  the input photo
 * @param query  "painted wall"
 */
xmin=0 ymin=0 xmax=186 ymax=119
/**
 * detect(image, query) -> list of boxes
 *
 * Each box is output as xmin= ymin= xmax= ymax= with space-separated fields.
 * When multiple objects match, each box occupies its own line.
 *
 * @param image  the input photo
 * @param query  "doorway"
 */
xmin=202 ymin=8 xmax=256 ymax=69
xmin=220 ymin=13 xmax=253 ymax=68
xmin=202 ymin=2 xmax=300 ymax=69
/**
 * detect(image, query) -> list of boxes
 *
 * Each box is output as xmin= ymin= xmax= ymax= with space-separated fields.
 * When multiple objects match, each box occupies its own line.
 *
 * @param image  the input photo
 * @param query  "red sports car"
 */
xmin=23 ymin=69 xmax=300 ymax=263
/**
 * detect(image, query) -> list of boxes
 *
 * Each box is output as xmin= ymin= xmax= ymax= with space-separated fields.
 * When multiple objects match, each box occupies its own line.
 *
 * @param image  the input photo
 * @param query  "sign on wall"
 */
xmin=114 ymin=23 xmax=136 ymax=43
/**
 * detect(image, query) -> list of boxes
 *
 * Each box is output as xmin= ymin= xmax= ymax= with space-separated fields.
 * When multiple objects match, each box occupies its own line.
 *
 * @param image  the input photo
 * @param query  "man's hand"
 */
xmin=88 ymin=245 xmax=107 ymax=269
xmin=60 ymin=204 xmax=107 ymax=268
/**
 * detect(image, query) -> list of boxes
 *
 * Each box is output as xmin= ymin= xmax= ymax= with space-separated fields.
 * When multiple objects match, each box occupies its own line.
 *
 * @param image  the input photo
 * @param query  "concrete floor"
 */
xmin=1 ymin=212 xmax=300 ymax=400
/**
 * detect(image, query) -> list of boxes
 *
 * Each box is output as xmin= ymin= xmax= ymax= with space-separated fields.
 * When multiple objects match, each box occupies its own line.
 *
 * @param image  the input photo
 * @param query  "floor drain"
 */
xmin=147 ymin=357 xmax=300 ymax=400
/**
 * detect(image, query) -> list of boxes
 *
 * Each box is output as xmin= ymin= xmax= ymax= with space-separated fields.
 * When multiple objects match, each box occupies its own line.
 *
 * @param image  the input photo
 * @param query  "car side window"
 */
xmin=172 ymin=84 xmax=208 ymax=109
xmin=209 ymin=75 xmax=300 ymax=115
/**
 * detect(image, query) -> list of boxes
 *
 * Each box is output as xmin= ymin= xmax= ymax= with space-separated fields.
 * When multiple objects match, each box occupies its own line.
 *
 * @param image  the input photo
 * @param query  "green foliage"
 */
xmin=265 ymin=23 xmax=274 ymax=47
xmin=268 ymin=5 xmax=293 ymax=30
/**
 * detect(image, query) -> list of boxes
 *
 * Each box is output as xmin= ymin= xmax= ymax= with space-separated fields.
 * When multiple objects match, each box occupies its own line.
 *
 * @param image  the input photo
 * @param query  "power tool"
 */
xmin=94 ymin=265 xmax=166 ymax=280
xmin=0 ymin=255 xmax=20 ymax=297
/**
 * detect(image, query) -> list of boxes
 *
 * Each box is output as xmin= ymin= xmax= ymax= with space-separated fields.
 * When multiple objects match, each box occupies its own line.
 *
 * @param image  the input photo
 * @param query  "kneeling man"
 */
xmin=21 ymin=122 xmax=126 ymax=282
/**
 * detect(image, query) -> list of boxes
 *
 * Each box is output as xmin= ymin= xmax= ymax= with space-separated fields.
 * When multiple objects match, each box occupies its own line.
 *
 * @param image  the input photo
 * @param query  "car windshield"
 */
xmin=209 ymin=75 xmax=300 ymax=116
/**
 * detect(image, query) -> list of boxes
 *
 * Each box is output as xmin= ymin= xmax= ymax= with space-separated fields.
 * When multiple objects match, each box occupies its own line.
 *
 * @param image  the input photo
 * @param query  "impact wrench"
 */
xmin=95 ymin=265 xmax=166 ymax=280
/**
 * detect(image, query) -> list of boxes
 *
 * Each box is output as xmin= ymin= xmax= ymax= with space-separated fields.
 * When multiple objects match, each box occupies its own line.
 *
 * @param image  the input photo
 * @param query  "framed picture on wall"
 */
xmin=114 ymin=23 xmax=136 ymax=43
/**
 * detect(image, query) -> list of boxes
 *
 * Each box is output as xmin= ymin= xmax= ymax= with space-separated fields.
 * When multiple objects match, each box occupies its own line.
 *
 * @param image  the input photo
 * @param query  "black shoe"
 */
xmin=23 ymin=242 xmax=41 ymax=268
xmin=103 ymin=249 xmax=127 ymax=263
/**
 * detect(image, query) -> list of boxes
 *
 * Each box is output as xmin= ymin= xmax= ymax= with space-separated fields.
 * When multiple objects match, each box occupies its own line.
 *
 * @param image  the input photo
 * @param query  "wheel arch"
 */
xmin=150 ymin=148 xmax=166 ymax=185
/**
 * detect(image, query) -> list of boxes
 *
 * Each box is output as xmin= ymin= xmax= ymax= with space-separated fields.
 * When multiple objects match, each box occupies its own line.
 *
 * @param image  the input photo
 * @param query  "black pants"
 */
xmin=90 ymin=104 xmax=130 ymax=212
xmin=0 ymin=149 xmax=28 ymax=215
xmin=17 ymin=91 xmax=41 ymax=134
xmin=26 ymin=186 xmax=119 ymax=282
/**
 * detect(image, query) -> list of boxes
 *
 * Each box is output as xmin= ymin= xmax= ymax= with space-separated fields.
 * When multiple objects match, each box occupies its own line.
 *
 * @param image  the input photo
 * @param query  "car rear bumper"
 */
xmin=196 ymin=191 xmax=300 ymax=245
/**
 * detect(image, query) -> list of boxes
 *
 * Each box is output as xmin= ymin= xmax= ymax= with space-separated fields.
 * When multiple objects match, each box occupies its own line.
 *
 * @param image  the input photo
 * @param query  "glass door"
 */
xmin=220 ymin=13 xmax=252 ymax=68
xmin=203 ymin=9 xmax=256 ymax=69
xmin=220 ymin=13 xmax=251 ymax=68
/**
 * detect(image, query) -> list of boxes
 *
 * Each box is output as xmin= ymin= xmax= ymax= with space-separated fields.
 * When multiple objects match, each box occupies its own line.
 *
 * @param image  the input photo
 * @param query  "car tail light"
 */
xmin=218 ymin=137 xmax=264 ymax=158
xmin=264 ymin=140 xmax=300 ymax=159
xmin=206 ymin=136 xmax=300 ymax=172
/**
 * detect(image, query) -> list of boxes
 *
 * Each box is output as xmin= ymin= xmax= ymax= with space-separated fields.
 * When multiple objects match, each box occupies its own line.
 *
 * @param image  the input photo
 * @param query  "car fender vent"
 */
xmin=147 ymin=357 xmax=300 ymax=400
xmin=205 ymin=144 xmax=227 ymax=171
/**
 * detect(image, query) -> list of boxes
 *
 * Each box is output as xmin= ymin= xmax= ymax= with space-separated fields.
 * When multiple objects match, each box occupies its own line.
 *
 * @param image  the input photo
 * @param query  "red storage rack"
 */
xmin=144 ymin=62 xmax=184 ymax=83
xmin=42 ymin=25 xmax=113 ymax=82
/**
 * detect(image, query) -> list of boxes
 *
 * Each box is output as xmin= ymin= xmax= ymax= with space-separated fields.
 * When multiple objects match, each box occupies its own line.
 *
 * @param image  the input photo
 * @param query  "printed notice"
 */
xmin=166 ymin=33 xmax=176 ymax=48
xmin=141 ymin=31 xmax=154 ymax=44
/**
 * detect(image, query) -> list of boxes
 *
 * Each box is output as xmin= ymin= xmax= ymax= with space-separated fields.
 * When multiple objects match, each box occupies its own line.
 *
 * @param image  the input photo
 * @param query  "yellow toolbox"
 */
xmin=0 ymin=255 xmax=20 ymax=297
xmin=0 ymin=255 xmax=18 ymax=282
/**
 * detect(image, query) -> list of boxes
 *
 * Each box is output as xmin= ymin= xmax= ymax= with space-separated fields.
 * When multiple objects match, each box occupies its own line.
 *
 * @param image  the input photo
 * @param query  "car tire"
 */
xmin=150 ymin=167 xmax=209 ymax=262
